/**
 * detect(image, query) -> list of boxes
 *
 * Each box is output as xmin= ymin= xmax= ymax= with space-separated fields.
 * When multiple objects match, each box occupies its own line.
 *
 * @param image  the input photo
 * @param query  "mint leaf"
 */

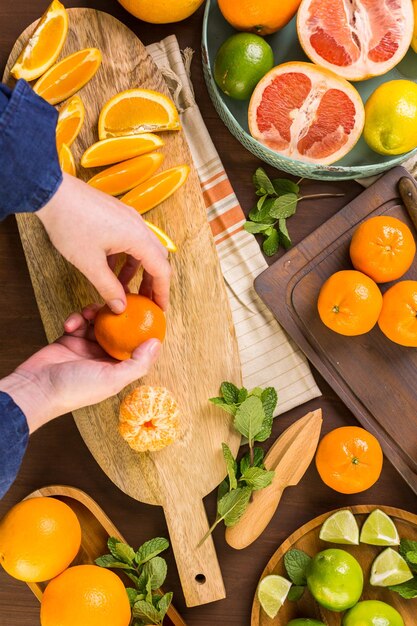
xmin=244 ymin=221 xmax=272 ymax=234
xmin=257 ymin=195 xmax=268 ymax=210
xmin=107 ymin=537 xmax=135 ymax=564
xmin=143 ymin=556 xmax=167 ymax=589
xmin=156 ymin=591 xmax=173 ymax=619
xmin=217 ymin=486 xmax=252 ymax=527
xmin=135 ymin=537 xmax=169 ymax=566
xmin=234 ymin=396 xmax=265 ymax=443
xmin=126 ymin=587 xmax=140 ymax=607
xmin=284 ymin=549 xmax=311 ymax=586
xmin=389 ymin=577 xmax=417 ymax=599
xmin=95 ymin=554 xmax=133 ymax=570
xmin=220 ymin=381 xmax=240 ymax=404
xmin=249 ymin=198 xmax=278 ymax=224
xmin=218 ymin=478 xmax=229 ymax=500
xmin=222 ymin=442 xmax=238 ymax=490
xmin=133 ymin=600 xmax=161 ymax=624
xmin=272 ymin=178 xmax=300 ymax=195
xmin=210 ymin=396 xmax=237 ymax=415
xmin=254 ymin=414 xmax=273 ymax=442
xmin=240 ymin=466 xmax=275 ymax=490
xmin=262 ymin=228 xmax=279 ymax=257
xmin=287 ymin=585 xmax=305 ymax=601
xmin=238 ymin=387 xmax=248 ymax=403
xmin=240 ymin=447 xmax=265 ymax=475
xmin=269 ymin=194 xmax=298 ymax=219
xmin=261 ymin=387 xmax=278 ymax=419
xmin=253 ymin=168 xmax=276 ymax=196
xmin=406 ymin=551 xmax=417 ymax=565
xmin=279 ymin=218 xmax=292 ymax=249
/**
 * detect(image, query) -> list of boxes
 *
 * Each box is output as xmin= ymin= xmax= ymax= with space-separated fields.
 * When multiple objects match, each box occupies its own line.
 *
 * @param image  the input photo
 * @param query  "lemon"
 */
xmin=370 ymin=547 xmax=413 ymax=587
xmin=360 ymin=509 xmax=400 ymax=546
xmin=412 ymin=0 xmax=417 ymax=53
xmin=319 ymin=510 xmax=360 ymax=545
xmin=364 ymin=80 xmax=417 ymax=155
xmin=257 ymin=574 xmax=292 ymax=619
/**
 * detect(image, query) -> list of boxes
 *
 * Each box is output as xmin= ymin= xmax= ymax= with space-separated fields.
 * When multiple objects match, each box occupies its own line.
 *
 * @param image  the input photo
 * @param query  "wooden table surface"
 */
xmin=0 ymin=2 xmax=416 ymax=625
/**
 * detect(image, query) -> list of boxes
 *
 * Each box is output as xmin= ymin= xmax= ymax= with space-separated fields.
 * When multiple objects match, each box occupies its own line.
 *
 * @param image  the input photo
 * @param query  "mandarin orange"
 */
xmin=218 ymin=0 xmax=301 ymax=35
xmin=378 ymin=280 xmax=417 ymax=347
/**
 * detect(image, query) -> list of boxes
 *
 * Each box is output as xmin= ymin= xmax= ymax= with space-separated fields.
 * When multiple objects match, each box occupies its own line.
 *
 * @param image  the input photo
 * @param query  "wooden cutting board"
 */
xmin=255 ymin=167 xmax=417 ymax=495
xmin=4 ymin=9 xmax=242 ymax=607
xmin=252 ymin=505 xmax=417 ymax=625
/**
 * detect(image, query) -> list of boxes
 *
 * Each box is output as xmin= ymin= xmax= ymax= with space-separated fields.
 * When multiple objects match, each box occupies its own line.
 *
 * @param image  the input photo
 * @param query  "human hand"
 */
xmin=0 ymin=308 xmax=161 ymax=434
xmin=36 ymin=173 xmax=172 ymax=313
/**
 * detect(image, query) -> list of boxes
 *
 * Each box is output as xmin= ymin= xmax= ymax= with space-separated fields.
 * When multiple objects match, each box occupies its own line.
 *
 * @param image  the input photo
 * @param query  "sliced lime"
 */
xmin=360 ymin=509 xmax=400 ymax=546
xmin=319 ymin=510 xmax=360 ymax=545
xmin=257 ymin=574 xmax=292 ymax=619
xmin=370 ymin=547 xmax=413 ymax=587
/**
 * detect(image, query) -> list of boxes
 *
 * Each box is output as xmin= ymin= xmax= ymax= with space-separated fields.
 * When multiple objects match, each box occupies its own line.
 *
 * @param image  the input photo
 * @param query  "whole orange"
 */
xmin=0 ymin=497 xmax=81 ymax=582
xmin=95 ymin=293 xmax=166 ymax=361
xmin=40 ymin=564 xmax=131 ymax=626
xmin=378 ymin=280 xmax=417 ymax=347
xmin=350 ymin=216 xmax=416 ymax=283
xmin=218 ymin=0 xmax=301 ymax=35
xmin=317 ymin=270 xmax=382 ymax=336
xmin=315 ymin=426 xmax=383 ymax=494
xmin=116 ymin=0 xmax=205 ymax=23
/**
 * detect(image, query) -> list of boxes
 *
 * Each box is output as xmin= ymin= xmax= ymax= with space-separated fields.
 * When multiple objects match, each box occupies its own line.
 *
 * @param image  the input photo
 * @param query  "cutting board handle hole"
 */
xmin=195 ymin=574 xmax=206 ymax=585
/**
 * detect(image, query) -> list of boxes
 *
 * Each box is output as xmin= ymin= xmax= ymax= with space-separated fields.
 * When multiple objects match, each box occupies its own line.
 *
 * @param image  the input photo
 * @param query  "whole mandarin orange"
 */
xmin=218 ymin=0 xmax=301 ymax=35
xmin=95 ymin=293 xmax=166 ymax=361
xmin=0 ymin=497 xmax=81 ymax=582
xmin=317 ymin=270 xmax=382 ymax=336
xmin=350 ymin=216 xmax=416 ymax=283
xmin=378 ymin=280 xmax=417 ymax=347
xmin=40 ymin=564 xmax=131 ymax=626
xmin=315 ymin=426 xmax=383 ymax=494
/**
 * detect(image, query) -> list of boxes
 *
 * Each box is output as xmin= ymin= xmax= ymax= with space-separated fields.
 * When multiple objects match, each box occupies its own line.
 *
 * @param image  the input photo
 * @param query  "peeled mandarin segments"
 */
xmin=98 ymin=89 xmax=181 ymax=139
xmin=378 ymin=280 xmax=417 ymax=347
xmin=56 ymin=95 xmax=85 ymax=152
xmin=119 ymin=386 xmax=180 ymax=452
xmin=297 ymin=0 xmax=414 ymax=81
xmin=80 ymin=134 xmax=164 ymax=168
xmin=121 ymin=164 xmax=190 ymax=214
xmin=218 ymin=0 xmax=301 ymax=35
xmin=88 ymin=152 xmax=164 ymax=196
xmin=248 ymin=62 xmax=364 ymax=165
xmin=145 ymin=221 xmax=177 ymax=252
xmin=11 ymin=0 xmax=68 ymax=81
xmin=59 ymin=144 xmax=76 ymax=176
xmin=116 ymin=0 xmax=205 ymax=23
xmin=33 ymin=48 xmax=102 ymax=105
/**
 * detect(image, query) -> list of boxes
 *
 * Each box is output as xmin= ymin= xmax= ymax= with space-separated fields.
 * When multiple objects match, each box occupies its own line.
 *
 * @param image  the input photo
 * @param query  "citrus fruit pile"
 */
xmin=317 ymin=215 xmax=417 ymax=346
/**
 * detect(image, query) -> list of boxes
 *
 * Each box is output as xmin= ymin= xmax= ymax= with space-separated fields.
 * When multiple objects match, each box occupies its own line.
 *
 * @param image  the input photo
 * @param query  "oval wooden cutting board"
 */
xmin=3 ymin=9 xmax=241 ymax=607
xmin=252 ymin=505 xmax=417 ymax=625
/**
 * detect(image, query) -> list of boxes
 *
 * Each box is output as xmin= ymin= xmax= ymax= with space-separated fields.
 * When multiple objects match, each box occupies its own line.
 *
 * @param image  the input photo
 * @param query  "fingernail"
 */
xmin=109 ymin=299 xmax=125 ymax=314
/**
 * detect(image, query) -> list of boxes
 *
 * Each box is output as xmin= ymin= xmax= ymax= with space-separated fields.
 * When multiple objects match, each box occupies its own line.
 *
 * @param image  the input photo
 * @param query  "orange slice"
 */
xmin=121 ymin=164 xmax=190 ymax=214
xmin=80 ymin=134 xmax=164 ymax=168
xmin=56 ymin=95 xmax=85 ymax=152
xmin=248 ymin=62 xmax=365 ymax=165
xmin=87 ymin=152 xmax=164 ymax=196
xmin=33 ymin=48 xmax=102 ymax=105
xmin=145 ymin=221 xmax=177 ymax=253
xmin=297 ymin=0 xmax=414 ymax=81
xmin=11 ymin=0 xmax=68 ymax=81
xmin=98 ymin=89 xmax=181 ymax=140
xmin=59 ymin=143 xmax=76 ymax=176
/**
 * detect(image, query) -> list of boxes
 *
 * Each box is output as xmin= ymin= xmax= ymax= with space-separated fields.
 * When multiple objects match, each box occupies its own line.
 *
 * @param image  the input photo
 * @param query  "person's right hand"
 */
xmin=36 ymin=173 xmax=172 ymax=313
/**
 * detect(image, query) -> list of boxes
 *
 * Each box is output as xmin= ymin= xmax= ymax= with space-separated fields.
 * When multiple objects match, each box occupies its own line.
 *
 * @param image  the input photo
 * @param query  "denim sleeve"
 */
xmin=0 ymin=80 xmax=63 ymax=219
xmin=0 ymin=392 xmax=29 ymax=498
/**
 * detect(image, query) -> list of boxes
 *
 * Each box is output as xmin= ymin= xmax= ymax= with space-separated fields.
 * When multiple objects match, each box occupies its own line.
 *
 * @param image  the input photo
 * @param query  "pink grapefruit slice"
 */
xmin=297 ymin=0 xmax=414 ymax=81
xmin=248 ymin=62 xmax=365 ymax=165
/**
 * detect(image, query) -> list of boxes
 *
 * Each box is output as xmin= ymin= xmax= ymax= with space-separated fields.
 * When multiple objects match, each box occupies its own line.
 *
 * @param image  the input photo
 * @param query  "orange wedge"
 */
xmin=98 ymin=89 xmax=181 ymax=140
xmin=59 ymin=144 xmax=76 ymax=176
xmin=81 ymin=134 xmax=164 ymax=168
xmin=145 ymin=221 xmax=177 ymax=253
xmin=121 ymin=164 xmax=190 ymax=214
xmin=88 ymin=152 xmax=164 ymax=196
xmin=56 ymin=95 xmax=85 ymax=152
xmin=33 ymin=48 xmax=102 ymax=105
xmin=11 ymin=0 xmax=68 ymax=81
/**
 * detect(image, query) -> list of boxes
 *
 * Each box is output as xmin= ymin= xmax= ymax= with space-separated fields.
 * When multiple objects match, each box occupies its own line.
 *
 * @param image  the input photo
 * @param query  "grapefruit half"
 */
xmin=248 ymin=62 xmax=365 ymax=165
xmin=297 ymin=0 xmax=414 ymax=81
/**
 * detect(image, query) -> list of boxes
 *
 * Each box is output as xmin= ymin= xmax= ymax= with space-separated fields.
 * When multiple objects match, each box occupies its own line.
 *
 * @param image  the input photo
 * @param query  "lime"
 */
xmin=306 ymin=549 xmax=363 ymax=612
xmin=342 ymin=600 xmax=404 ymax=626
xmin=370 ymin=547 xmax=413 ymax=587
xmin=257 ymin=574 xmax=292 ymax=619
xmin=360 ymin=509 xmax=400 ymax=546
xmin=214 ymin=33 xmax=274 ymax=100
xmin=364 ymin=80 xmax=417 ymax=155
xmin=319 ymin=510 xmax=360 ymax=545
xmin=287 ymin=620 xmax=325 ymax=626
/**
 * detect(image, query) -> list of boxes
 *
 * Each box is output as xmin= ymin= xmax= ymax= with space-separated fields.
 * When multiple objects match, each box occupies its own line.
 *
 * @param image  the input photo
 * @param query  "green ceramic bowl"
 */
xmin=202 ymin=0 xmax=417 ymax=180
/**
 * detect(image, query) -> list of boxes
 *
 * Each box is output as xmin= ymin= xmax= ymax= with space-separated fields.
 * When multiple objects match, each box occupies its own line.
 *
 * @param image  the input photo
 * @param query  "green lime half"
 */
xmin=342 ymin=600 xmax=405 ymax=626
xmin=257 ymin=574 xmax=292 ymax=619
xmin=306 ymin=549 xmax=363 ymax=612
xmin=287 ymin=620 xmax=326 ymax=626
xmin=319 ymin=510 xmax=360 ymax=545
xmin=214 ymin=33 xmax=274 ymax=100
xmin=360 ymin=509 xmax=400 ymax=546
xmin=370 ymin=547 xmax=413 ymax=587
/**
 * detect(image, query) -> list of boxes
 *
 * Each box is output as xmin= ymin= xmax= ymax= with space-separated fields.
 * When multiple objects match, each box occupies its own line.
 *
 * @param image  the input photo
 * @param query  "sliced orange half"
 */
xmin=87 ymin=152 xmax=164 ymax=196
xmin=98 ymin=89 xmax=181 ymax=140
xmin=56 ymin=95 xmax=85 ymax=152
xmin=145 ymin=221 xmax=177 ymax=253
xmin=121 ymin=164 xmax=190 ymax=214
xmin=11 ymin=0 xmax=68 ymax=81
xmin=33 ymin=48 xmax=102 ymax=105
xmin=80 ymin=134 xmax=164 ymax=168
xmin=59 ymin=143 xmax=76 ymax=176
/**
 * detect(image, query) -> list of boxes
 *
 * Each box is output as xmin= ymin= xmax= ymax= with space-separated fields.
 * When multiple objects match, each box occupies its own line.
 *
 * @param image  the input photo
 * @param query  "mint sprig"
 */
xmin=389 ymin=538 xmax=417 ymax=598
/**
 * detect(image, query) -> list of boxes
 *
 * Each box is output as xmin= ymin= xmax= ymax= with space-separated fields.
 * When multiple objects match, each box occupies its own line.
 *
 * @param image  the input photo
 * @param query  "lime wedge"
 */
xmin=370 ymin=547 xmax=413 ymax=587
xmin=360 ymin=509 xmax=400 ymax=546
xmin=319 ymin=510 xmax=360 ymax=545
xmin=257 ymin=574 xmax=292 ymax=619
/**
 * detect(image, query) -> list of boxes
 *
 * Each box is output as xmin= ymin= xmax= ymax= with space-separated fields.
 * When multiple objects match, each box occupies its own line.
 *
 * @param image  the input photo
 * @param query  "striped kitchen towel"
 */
xmin=147 ymin=36 xmax=321 ymax=415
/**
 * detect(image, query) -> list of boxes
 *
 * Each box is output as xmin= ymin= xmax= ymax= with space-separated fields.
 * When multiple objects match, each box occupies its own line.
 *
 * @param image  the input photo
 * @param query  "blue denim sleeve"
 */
xmin=0 ymin=80 xmax=63 ymax=219
xmin=0 ymin=392 xmax=29 ymax=498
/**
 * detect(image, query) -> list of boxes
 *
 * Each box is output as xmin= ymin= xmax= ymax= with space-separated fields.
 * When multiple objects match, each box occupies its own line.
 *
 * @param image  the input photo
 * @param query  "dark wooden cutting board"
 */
xmin=255 ymin=166 xmax=417 ymax=494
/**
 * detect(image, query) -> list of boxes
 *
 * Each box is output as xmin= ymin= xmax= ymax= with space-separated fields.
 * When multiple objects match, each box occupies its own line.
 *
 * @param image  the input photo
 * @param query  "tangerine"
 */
xmin=95 ymin=293 xmax=166 ymax=361
xmin=315 ymin=426 xmax=383 ymax=494
xmin=378 ymin=280 xmax=417 ymax=347
xmin=218 ymin=0 xmax=301 ymax=35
